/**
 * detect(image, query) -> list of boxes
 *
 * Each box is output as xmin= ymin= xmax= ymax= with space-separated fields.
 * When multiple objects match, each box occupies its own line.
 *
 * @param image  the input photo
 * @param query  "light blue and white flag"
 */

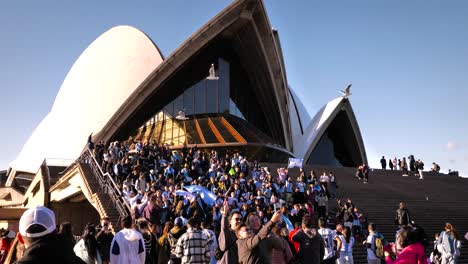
xmin=288 ymin=158 xmax=303 ymax=168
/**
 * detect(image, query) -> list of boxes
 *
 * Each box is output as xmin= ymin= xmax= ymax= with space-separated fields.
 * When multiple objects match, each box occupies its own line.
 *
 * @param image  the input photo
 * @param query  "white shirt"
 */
xmin=338 ymin=235 xmax=355 ymax=254
xmin=318 ymin=228 xmax=335 ymax=260
xmin=366 ymin=233 xmax=378 ymax=260
xmin=320 ymin=175 xmax=330 ymax=183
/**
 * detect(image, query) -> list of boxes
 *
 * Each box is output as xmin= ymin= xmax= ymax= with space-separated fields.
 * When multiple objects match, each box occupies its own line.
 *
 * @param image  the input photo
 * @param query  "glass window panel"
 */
xmin=195 ymin=82 xmax=206 ymax=114
xmin=184 ymin=119 xmax=201 ymax=144
xmin=197 ymin=118 xmax=218 ymax=144
xmin=206 ymin=79 xmax=217 ymax=113
xmin=172 ymin=120 xmax=186 ymax=146
xmin=184 ymin=85 xmax=195 ymax=116
xmin=163 ymin=102 xmax=174 ymax=117
xmin=210 ymin=118 xmax=237 ymax=143
xmin=173 ymin=95 xmax=183 ymax=117
xmin=219 ymin=58 xmax=230 ymax=113
xmin=224 ymin=115 xmax=261 ymax=143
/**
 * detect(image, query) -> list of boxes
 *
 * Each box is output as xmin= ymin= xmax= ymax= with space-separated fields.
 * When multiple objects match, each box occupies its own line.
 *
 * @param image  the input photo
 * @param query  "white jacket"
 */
xmin=73 ymin=239 xmax=102 ymax=264
xmin=110 ymin=228 xmax=145 ymax=264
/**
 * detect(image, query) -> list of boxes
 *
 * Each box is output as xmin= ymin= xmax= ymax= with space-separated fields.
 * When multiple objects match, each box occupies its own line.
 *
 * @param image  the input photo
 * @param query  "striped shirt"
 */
xmin=175 ymin=228 xmax=210 ymax=264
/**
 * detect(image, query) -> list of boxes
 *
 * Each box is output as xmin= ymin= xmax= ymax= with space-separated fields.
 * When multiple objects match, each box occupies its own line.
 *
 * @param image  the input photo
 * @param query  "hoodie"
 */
xmin=168 ymin=226 xmax=187 ymax=259
xmin=385 ymin=242 xmax=427 ymax=264
xmin=292 ymin=228 xmax=325 ymax=264
xmin=110 ymin=228 xmax=145 ymax=264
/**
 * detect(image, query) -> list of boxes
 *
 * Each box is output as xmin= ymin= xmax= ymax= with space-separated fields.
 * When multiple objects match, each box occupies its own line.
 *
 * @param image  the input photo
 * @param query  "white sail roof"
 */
xmin=10 ymin=26 xmax=163 ymax=173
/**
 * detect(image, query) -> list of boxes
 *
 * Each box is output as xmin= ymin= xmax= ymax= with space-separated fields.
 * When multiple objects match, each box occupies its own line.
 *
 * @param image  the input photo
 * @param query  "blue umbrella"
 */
xmin=175 ymin=190 xmax=195 ymax=199
xmin=282 ymin=215 xmax=294 ymax=233
xmin=184 ymin=185 xmax=217 ymax=207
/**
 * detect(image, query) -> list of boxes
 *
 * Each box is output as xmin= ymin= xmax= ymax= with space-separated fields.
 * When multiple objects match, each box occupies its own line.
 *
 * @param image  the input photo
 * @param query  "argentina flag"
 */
xmin=288 ymin=158 xmax=303 ymax=168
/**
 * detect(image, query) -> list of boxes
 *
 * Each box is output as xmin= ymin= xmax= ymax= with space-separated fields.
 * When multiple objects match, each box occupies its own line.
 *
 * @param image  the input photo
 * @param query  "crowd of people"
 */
xmin=379 ymin=155 xmax=428 ymax=179
xmin=0 ymin=140 xmax=466 ymax=264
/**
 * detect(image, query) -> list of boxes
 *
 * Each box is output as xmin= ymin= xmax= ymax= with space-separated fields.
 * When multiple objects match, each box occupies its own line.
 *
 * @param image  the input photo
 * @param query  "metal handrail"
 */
xmin=79 ymin=147 xmax=131 ymax=218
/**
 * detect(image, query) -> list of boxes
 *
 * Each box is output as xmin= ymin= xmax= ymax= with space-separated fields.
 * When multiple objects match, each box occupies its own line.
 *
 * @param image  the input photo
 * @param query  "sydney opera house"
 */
xmin=0 ymin=0 xmax=366 ymax=228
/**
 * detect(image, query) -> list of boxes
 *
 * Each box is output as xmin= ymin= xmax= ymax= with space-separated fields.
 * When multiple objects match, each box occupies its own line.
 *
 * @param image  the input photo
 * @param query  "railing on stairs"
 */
xmin=79 ymin=147 xmax=131 ymax=219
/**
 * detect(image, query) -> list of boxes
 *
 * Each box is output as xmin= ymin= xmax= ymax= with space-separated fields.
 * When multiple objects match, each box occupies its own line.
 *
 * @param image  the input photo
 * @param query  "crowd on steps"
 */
xmin=0 ymin=140 xmax=466 ymax=263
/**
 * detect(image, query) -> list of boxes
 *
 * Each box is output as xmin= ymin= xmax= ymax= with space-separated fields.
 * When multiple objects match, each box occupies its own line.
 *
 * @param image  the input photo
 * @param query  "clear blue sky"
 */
xmin=1 ymin=1 xmax=467 ymax=176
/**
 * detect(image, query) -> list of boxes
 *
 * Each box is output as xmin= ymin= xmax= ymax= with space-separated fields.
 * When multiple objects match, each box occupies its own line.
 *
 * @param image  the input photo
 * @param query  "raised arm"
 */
xmin=219 ymin=200 xmax=235 ymax=251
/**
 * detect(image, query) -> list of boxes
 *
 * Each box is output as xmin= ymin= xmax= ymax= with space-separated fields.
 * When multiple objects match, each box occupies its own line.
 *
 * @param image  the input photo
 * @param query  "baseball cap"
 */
xmin=1 ymin=230 xmax=15 ymax=239
xmin=174 ymin=217 xmax=185 ymax=227
xmin=19 ymin=206 xmax=56 ymax=238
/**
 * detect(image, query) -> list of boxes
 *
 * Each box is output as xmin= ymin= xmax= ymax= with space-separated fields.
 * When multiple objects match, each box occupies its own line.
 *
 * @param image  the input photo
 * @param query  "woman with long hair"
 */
xmin=137 ymin=219 xmax=157 ymax=264
xmin=157 ymin=222 xmax=173 ymax=264
xmin=437 ymin=223 xmax=461 ymax=264
xmin=384 ymin=226 xmax=428 ymax=264
xmin=271 ymin=222 xmax=294 ymax=264
xmin=337 ymin=226 xmax=355 ymax=264
xmin=74 ymin=224 xmax=102 ymax=264
xmin=58 ymin=222 xmax=77 ymax=250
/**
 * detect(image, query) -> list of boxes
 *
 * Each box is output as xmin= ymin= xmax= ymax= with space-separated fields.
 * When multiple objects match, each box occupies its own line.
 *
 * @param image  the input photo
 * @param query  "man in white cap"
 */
xmin=16 ymin=205 xmax=82 ymax=264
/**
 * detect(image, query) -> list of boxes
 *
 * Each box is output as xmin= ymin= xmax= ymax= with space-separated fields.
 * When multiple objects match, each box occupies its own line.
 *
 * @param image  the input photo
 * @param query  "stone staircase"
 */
xmin=76 ymin=149 xmax=131 ymax=231
xmin=264 ymin=164 xmax=468 ymax=263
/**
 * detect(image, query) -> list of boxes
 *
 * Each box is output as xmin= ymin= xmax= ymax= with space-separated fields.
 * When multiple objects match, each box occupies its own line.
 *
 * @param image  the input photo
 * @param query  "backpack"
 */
xmin=373 ymin=232 xmax=388 ymax=258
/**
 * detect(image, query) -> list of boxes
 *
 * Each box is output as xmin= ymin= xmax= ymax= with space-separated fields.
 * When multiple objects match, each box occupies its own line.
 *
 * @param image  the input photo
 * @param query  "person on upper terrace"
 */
xmin=401 ymin=158 xmax=408 ymax=176
xmin=416 ymin=159 xmax=424 ymax=179
xmin=381 ymin=156 xmax=387 ymax=169
xmin=356 ymin=166 xmax=363 ymax=180
xmin=362 ymin=163 xmax=369 ymax=183
xmin=393 ymin=157 xmax=398 ymax=170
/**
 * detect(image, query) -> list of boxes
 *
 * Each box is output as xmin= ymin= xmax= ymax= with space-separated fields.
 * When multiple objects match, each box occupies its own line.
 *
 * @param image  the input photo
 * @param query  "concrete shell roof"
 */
xmin=10 ymin=26 xmax=164 ymax=173
xmin=294 ymin=97 xmax=367 ymax=164
xmin=96 ymin=0 xmax=293 ymax=150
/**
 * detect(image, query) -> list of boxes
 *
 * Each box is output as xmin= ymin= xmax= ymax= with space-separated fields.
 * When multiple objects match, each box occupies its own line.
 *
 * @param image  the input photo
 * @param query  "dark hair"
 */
xmin=302 ymin=215 xmax=312 ymax=228
xmin=228 ymin=210 xmax=242 ymax=223
xmin=161 ymin=222 xmax=173 ymax=239
xmin=121 ymin=216 xmax=132 ymax=229
xmin=245 ymin=212 xmax=260 ymax=226
xmin=58 ymin=222 xmax=74 ymax=245
xmin=82 ymin=224 xmax=98 ymax=262
xmin=342 ymin=226 xmax=351 ymax=243
xmin=368 ymin=222 xmax=376 ymax=231
xmin=187 ymin=217 xmax=200 ymax=228
xmin=318 ymin=217 xmax=326 ymax=228
xmin=137 ymin=219 xmax=149 ymax=230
